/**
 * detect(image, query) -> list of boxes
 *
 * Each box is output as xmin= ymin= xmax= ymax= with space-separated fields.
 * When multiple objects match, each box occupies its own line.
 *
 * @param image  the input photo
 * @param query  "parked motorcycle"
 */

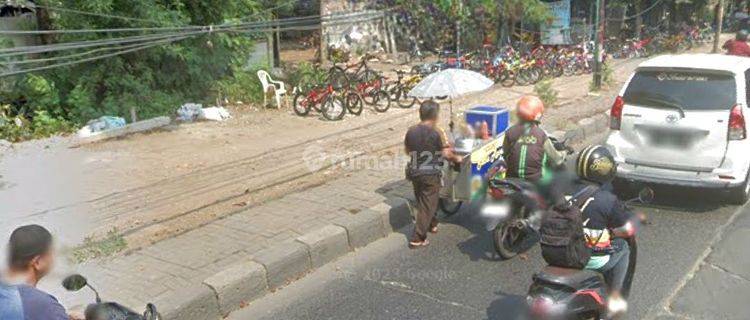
xmin=480 ymin=136 xmax=574 ymax=259
xmin=62 ymin=274 xmax=161 ymax=320
xmin=524 ymin=188 xmax=654 ymax=320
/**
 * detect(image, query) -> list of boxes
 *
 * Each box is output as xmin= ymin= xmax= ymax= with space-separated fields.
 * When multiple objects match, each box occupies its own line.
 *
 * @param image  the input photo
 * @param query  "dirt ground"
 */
xmin=0 ymin=39 xmax=719 ymax=255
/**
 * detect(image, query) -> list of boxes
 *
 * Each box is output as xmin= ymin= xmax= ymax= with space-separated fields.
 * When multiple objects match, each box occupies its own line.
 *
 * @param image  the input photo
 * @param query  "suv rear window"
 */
xmin=623 ymin=70 xmax=736 ymax=110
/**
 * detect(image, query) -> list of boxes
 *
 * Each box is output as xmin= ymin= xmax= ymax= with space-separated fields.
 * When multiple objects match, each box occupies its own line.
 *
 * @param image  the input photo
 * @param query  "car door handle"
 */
xmin=623 ymin=113 xmax=642 ymax=118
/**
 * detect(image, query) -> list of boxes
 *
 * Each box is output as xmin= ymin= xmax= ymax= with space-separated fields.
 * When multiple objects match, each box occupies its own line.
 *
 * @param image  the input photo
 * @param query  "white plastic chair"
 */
xmin=257 ymin=70 xmax=288 ymax=108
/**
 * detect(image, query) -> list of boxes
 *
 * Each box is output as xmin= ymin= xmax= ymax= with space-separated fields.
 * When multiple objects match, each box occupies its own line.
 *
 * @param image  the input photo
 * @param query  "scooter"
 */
xmin=524 ymin=188 xmax=654 ymax=320
xmin=480 ymin=136 xmax=575 ymax=259
xmin=62 ymin=274 xmax=161 ymax=320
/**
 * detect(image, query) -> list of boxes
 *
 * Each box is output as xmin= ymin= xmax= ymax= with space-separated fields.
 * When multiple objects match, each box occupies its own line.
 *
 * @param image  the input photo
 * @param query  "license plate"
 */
xmin=649 ymin=130 xmax=692 ymax=148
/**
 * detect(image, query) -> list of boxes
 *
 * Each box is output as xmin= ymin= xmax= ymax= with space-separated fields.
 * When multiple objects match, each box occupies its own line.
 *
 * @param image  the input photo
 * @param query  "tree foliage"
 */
xmin=1 ymin=0 xmax=268 ymax=127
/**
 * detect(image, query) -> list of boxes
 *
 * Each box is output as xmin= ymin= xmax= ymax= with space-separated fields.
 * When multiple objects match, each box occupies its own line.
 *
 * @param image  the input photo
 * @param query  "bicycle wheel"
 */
xmin=397 ymin=88 xmax=417 ymax=108
xmin=344 ymin=91 xmax=363 ymax=116
xmin=370 ymin=90 xmax=391 ymax=113
xmin=322 ymin=95 xmax=346 ymax=121
xmin=328 ymin=67 xmax=349 ymax=90
xmin=386 ymin=83 xmax=402 ymax=102
xmin=500 ymin=71 xmax=516 ymax=87
xmin=293 ymin=92 xmax=311 ymax=116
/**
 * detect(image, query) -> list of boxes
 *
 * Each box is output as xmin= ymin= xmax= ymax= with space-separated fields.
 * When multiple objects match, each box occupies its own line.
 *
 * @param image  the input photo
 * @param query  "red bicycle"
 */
xmin=293 ymin=85 xmax=346 ymax=121
xmin=351 ymin=77 xmax=391 ymax=113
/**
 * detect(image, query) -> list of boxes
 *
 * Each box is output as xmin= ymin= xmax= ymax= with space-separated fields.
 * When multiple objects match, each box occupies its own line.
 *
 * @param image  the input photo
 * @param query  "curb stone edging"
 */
xmin=159 ymin=112 xmax=611 ymax=320
xmin=73 ymin=116 xmax=171 ymax=146
xmin=202 ymin=260 xmax=267 ymax=317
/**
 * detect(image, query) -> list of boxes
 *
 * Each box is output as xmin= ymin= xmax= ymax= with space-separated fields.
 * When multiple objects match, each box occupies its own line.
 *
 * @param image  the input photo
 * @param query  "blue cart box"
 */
xmin=465 ymin=106 xmax=510 ymax=137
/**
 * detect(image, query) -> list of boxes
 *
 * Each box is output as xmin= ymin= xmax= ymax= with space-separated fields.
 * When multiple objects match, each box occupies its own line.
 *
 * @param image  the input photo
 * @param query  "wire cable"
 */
xmin=0 ymin=34 xmax=195 ymax=77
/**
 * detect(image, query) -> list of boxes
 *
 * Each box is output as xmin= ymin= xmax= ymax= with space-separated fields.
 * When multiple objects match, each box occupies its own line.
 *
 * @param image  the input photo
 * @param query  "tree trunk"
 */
xmin=635 ymin=0 xmax=643 ymax=40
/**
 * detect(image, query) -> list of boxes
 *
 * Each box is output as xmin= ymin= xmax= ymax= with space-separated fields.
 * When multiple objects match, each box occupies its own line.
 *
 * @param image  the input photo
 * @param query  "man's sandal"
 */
xmin=408 ymin=240 xmax=430 ymax=249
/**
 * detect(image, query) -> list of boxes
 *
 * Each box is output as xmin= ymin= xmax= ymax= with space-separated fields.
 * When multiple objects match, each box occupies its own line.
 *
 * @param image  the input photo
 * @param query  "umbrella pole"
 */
xmin=449 ymin=98 xmax=455 ymax=133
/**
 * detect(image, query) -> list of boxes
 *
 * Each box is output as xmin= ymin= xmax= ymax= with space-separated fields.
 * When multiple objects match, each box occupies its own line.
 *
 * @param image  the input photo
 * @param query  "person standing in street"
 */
xmin=404 ymin=101 xmax=462 ymax=248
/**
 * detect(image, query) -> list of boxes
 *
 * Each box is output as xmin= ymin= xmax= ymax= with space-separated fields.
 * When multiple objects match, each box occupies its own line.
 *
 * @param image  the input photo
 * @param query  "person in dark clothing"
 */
xmin=723 ymin=30 xmax=750 ymax=57
xmin=404 ymin=100 xmax=462 ymax=248
xmin=4 ymin=225 xmax=72 ymax=320
xmin=573 ymin=146 xmax=637 ymax=316
xmin=503 ymin=96 xmax=568 ymax=185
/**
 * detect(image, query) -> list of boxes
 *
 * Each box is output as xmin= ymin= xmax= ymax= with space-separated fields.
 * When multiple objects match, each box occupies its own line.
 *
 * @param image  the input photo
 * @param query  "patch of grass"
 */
xmin=71 ymin=229 xmax=127 ymax=263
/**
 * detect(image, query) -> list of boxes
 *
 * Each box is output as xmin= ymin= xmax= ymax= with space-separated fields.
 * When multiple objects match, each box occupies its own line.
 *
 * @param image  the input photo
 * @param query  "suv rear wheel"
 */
xmin=728 ymin=171 xmax=750 ymax=205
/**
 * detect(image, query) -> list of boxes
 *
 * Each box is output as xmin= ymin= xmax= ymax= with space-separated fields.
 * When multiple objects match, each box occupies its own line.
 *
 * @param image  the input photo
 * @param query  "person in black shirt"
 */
xmin=573 ymin=146 xmax=637 ymax=316
xmin=404 ymin=100 xmax=462 ymax=248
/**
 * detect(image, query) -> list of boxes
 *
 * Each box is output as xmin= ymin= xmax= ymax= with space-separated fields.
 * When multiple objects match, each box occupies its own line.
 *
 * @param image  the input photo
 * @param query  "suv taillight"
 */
xmin=729 ymin=104 xmax=746 ymax=140
xmin=610 ymin=96 xmax=624 ymax=130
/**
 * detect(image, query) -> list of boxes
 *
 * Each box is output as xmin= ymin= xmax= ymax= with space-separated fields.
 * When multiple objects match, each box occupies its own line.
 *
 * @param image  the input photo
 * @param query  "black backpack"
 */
xmin=539 ymin=186 xmax=597 ymax=269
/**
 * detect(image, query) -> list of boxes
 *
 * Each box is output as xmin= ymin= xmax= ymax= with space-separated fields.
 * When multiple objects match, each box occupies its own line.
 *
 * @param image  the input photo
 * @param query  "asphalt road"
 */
xmin=229 ymin=184 xmax=743 ymax=320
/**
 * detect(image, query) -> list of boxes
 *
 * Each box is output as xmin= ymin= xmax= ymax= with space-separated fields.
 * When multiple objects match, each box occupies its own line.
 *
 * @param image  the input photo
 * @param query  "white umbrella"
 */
xmin=407 ymin=68 xmax=494 ymax=130
xmin=407 ymin=68 xmax=494 ymax=99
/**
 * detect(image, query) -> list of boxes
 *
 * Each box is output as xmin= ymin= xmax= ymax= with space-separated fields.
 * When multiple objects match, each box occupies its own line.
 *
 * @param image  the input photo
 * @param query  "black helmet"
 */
xmin=576 ymin=145 xmax=617 ymax=184
xmin=737 ymin=30 xmax=749 ymax=41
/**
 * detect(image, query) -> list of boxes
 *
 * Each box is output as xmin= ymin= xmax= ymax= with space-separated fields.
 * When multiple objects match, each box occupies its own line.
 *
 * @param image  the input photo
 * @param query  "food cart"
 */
xmin=439 ymin=106 xmax=510 ymax=215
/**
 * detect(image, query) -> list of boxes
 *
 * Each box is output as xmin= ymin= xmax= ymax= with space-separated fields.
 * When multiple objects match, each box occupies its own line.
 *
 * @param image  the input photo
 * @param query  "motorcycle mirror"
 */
xmin=62 ymin=274 xmax=88 ymax=292
xmin=638 ymin=188 xmax=655 ymax=204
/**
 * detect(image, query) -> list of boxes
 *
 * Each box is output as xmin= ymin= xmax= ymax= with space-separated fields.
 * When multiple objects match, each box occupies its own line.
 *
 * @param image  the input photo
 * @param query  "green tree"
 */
xmin=1 ymin=0 xmax=268 ymax=125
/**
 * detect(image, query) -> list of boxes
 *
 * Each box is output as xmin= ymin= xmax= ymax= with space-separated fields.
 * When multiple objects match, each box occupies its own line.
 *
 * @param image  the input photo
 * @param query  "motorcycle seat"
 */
xmin=534 ymin=266 xmax=604 ymax=290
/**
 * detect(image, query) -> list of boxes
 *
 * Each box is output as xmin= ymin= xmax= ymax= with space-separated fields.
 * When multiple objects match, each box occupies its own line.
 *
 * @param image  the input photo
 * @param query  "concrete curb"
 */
xmin=73 ymin=116 xmax=171 ymax=146
xmin=157 ymin=111 xmax=612 ymax=320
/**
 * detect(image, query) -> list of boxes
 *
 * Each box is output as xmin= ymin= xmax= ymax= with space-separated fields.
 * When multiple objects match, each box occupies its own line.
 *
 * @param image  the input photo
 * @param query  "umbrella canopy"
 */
xmin=408 ymin=68 xmax=494 ymax=99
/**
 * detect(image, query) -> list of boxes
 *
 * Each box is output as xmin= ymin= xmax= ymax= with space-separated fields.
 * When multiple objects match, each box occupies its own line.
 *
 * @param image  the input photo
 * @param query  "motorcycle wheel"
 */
xmin=322 ymin=95 xmax=346 ymax=121
xmin=293 ymin=93 xmax=311 ymax=116
xmin=493 ymin=219 xmax=537 ymax=259
xmin=438 ymin=198 xmax=463 ymax=217
xmin=344 ymin=92 xmax=363 ymax=116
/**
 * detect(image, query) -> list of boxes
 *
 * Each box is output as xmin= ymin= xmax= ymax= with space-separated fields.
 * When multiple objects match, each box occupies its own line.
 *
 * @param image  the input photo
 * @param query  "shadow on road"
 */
xmin=486 ymin=291 xmax=527 ymax=320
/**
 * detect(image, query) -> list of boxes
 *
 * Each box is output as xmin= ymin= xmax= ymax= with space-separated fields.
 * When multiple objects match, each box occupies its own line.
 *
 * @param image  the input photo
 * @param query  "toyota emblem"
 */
xmin=666 ymin=114 xmax=679 ymax=124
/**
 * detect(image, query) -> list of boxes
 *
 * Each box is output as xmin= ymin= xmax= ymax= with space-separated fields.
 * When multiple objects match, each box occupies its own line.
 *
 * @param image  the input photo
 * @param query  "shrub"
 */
xmin=1 ymin=105 xmax=74 ymax=142
xmin=534 ymin=78 xmax=559 ymax=108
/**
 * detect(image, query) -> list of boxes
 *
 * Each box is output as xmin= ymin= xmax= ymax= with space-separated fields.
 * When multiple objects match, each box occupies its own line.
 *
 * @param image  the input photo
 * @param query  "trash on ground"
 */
xmin=176 ymin=103 xmax=204 ymax=122
xmin=198 ymin=107 xmax=231 ymax=122
xmin=77 ymin=116 xmax=127 ymax=137
xmin=176 ymin=104 xmax=231 ymax=122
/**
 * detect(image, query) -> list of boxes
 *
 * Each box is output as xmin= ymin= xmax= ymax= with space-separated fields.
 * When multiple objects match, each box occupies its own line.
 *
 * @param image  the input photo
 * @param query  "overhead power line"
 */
xmin=0 ymin=34 xmax=194 ymax=77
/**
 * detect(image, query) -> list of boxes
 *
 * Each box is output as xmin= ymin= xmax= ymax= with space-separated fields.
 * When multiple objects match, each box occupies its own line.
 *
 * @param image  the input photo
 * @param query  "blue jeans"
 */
xmin=594 ymin=238 xmax=630 ymax=292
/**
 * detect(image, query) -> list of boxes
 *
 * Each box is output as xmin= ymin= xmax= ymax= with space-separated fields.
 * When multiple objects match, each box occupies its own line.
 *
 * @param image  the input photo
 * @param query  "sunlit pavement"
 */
xmin=228 ymin=186 xmax=746 ymax=320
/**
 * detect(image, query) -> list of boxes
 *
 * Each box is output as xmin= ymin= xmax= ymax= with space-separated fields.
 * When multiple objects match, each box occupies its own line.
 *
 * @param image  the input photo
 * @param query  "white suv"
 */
xmin=605 ymin=54 xmax=750 ymax=203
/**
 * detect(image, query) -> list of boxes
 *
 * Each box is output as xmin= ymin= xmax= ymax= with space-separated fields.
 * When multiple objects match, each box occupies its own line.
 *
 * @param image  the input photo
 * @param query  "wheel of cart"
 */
xmin=438 ymin=197 xmax=463 ymax=217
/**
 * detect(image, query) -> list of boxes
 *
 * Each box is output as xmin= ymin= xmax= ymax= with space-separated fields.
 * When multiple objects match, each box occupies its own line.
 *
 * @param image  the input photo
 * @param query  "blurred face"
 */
xmin=30 ymin=248 xmax=55 ymax=278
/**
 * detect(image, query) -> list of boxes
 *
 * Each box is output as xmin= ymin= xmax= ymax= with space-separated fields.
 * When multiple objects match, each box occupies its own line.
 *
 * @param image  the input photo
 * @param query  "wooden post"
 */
xmin=129 ymin=106 xmax=137 ymax=123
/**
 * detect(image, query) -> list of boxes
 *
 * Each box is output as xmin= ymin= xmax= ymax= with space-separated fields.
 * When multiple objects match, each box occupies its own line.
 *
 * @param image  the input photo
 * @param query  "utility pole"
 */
xmin=713 ymin=0 xmax=725 ymax=53
xmin=457 ymin=0 xmax=462 ymax=68
xmin=593 ymin=0 xmax=605 ymax=90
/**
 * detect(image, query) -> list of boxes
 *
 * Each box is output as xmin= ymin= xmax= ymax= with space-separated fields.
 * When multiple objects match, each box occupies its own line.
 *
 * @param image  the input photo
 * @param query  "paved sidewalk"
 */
xmin=654 ymin=206 xmax=750 ymax=320
xmin=53 ymin=163 xmax=412 ymax=311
